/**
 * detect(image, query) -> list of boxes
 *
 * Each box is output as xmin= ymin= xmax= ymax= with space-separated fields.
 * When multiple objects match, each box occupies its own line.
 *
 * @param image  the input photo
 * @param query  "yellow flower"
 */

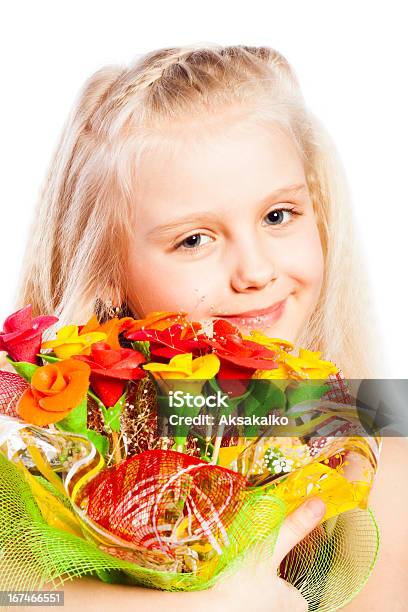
xmin=41 ymin=325 xmax=107 ymax=359
xmin=251 ymin=338 xmax=338 ymax=388
xmin=143 ymin=352 xmax=220 ymax=395
xmin=247 ymin=334 xmax=294 ymax=391
xmin=252 ymin=363 xmax=293 ymax=391
xmin=143 ymin=352 xmax=220 ymax=379
xmin=242 ymin=331 xmax=293 ymax=354
xmin=79 ymin=314 xmax=135 ymax=350
xmin=280 ymin=349 xmax=339 ymax=379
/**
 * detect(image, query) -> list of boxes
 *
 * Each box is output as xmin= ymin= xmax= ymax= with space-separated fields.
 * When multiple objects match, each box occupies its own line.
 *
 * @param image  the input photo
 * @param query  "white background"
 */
xmin=1 ymin=1 xmax=407 ymax=376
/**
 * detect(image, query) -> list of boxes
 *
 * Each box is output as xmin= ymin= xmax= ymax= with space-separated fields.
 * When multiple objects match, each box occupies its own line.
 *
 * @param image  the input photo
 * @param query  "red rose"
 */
xmin=73 ymin=341 xmax=147 ymax=407
xmin=205 ymin=319 xmax=279 ymax=375
xmin=204 ymin=319 xmax=279 ymax=382
xmin=125 ymin=323 xmax=210 ymax=361
xmin=0 ymin=304 xmax=58 ymax=364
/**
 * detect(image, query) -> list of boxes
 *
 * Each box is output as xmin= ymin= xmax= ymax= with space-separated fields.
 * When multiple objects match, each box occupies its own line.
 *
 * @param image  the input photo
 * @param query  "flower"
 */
xmin=143 ymin=352 xmax=220 ymax=396
xmin=252 ymin=362 xmax=294 ymax=392
xmin=243 ymin=331 xmax=295 ymax=390
xmin=73 ymin=341 xmax=147 ymax=407
xmin=0 ymin=304 xmax=59 ymax=364
xmin=78 ymin=314 xmax=135 ymax=351
xmin=262 ymin=447 xmax=296 ymax=475
xmin=125 ymin=323 xmax=209 ymax=360
xmin=16 ymin=358 xmax=91 ymax=426
xmin=41 ymin=324 xmax=107 ymax=359
xmin=125 ymin=311 xmax=191 ymax=333
xmin=253 ymin=340 xmax=338 ymax=388
xmin=242 ymin=330 xmax=294 ymax=354
xmin=278 ymin=348 xmax=339 ymax=379
xmin=203 ymin=319 xmax=278 ymax=379
xmin=197 ymin=320 xmax=280 ymax=397
xmin=270 ymin=456 xmax=294 ymax=474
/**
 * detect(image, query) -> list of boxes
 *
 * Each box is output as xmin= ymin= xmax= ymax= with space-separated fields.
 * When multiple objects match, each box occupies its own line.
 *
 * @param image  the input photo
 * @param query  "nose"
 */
xmin=229 ymin=234 xmax=277 ymax=292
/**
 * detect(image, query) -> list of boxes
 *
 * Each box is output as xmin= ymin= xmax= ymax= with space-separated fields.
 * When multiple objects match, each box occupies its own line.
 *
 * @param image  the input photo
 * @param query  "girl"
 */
xmin=3 ymin=44 xmax=408 ymax=610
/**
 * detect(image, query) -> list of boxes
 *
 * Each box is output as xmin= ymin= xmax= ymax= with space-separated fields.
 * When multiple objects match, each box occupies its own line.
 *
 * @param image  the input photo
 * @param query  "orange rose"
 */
xmin=16 ymin=359 xmax=91 ymax=426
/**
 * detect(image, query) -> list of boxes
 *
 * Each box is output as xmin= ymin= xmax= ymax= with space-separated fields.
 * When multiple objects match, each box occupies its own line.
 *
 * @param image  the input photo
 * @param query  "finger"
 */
xmin=276 ymin=577 xmax=309 ymax=612
xmin=271 ymin=496 xmax=326 ymax=567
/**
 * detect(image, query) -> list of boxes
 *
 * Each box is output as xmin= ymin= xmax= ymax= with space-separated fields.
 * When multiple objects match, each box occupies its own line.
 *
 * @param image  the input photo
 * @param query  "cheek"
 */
xmin=282 ymin=224 xmax=324 ymax=292
xmin=127 ymin=246 xmax=220 ymax=315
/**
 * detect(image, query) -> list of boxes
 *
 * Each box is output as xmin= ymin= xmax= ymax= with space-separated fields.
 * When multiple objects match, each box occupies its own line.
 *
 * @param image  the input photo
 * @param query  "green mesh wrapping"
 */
xmin=0 ymin=454 xmax=284 ymax=591
xmin=278 ymin=507 xmax=380 ymax=611
xmin=0 ymin=454 xmax=379 ymax=610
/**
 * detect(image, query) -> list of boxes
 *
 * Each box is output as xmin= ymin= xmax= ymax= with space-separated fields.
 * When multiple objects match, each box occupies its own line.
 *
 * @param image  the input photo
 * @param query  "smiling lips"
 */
xmin=215 ymin=298 xmax=287 ymax=327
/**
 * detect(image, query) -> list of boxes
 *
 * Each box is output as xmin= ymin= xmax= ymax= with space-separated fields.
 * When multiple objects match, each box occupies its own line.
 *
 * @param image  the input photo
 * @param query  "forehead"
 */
xmin=133 ymin=118 xmax=306 ymax=223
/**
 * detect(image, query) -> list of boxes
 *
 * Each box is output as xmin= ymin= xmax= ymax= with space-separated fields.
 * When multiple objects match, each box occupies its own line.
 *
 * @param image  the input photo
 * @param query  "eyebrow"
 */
xmin=146 ymin=183 xmax=308 ymax=237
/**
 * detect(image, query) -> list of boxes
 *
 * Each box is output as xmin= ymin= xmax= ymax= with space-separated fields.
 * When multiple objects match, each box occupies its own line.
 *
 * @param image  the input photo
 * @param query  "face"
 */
xmin=127 ymin=117 xmax=324 ymax=343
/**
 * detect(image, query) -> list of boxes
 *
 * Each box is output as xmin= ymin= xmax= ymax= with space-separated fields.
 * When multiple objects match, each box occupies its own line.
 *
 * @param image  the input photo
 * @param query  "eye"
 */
xmin=264 ymin=207 xmax=298 ymax=226
xmin=175 ymin=233 xmax=214 ymax=252
xmin=174 ymin=206 xmax=301 ymax=254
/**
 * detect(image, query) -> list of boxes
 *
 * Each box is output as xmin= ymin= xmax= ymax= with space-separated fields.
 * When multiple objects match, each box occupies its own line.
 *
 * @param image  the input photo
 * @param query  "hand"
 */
xmin=211 ymin=496 xmax=327 ymax=612
xmin=33 ymin=498 xmax=326 ymax=612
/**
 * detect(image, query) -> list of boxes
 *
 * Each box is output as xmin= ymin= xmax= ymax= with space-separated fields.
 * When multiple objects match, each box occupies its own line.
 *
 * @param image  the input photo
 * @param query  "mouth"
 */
xmin=213 ymin=299 xmax=287 ymax=328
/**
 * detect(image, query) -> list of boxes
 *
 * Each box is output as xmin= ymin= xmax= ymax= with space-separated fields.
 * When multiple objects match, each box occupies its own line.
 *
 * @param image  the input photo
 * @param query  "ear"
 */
xmin=93 ymin=297 xmax=118 ymax=323
xmin=116 ymin=301 xmax=137 ymax=319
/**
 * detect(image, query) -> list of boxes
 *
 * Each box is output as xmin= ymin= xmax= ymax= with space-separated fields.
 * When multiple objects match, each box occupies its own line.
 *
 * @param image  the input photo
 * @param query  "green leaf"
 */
xmin=85 ymin=429 xmax=109 ymax=457
xmin=87 ymin=388 xmax=104 ymax=407
xmin=55 ymin=395 xmax=88 ymax=434
xmin=245 ymin=379 xmax=286 ymax=415
xmin=37 ymin=353 xmax=61 ymax=364
xmin=238 ymin=379 xmax=286 ymax=438
xmin=206 ymin=377 xmax=253 ymax=417
xmin=100 ymin=389 xmax=127 ymax=432
xmin=131 ymin=340 xmax=151 ymax=360
xmin=286 ymin=381 xmax=330 ymax=411
xmin=193 ymin=432 xmax=214 ymax=462
xmin=6 ymin=356 xmax=38 ymax=382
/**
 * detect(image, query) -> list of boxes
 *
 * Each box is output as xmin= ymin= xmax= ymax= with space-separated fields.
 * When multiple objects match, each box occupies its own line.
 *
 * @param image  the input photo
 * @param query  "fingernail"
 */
xmin=304 ymin=497 xmax=326 ymax=518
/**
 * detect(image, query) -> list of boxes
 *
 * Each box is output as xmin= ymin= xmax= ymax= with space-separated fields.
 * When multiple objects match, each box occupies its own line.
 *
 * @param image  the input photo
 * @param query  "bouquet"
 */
xmin=0 ymin=305 xmax=380 ymax=611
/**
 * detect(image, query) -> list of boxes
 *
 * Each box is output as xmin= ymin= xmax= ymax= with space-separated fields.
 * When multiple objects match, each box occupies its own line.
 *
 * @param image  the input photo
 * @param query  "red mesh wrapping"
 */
xmin=0 ymin=370 xmax=28 ymax=418
xmin=78 ymin=449 xmax=249 ymax=556
xmin=324 ymin=369 xmax=352 ymax=404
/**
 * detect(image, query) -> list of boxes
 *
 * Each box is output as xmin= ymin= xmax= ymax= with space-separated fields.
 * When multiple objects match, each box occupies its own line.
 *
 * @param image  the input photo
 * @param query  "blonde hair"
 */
xmin=11 ymin=43 xmax=385 ymax=377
